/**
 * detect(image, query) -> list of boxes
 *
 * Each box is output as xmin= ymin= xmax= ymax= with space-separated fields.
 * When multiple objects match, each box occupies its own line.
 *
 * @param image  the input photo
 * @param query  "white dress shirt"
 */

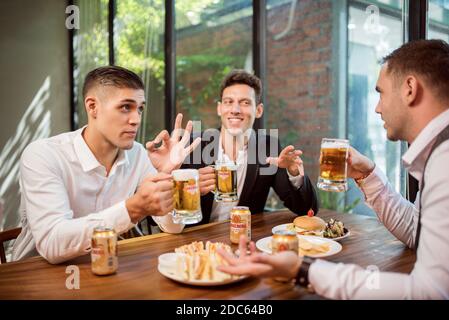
xmin=12 ymin=127 xmax=181 ymax=264
xmin=309 ymin=108 xmax=449 ymax=299
xmin=209 ymin=135 xmax=304 ymax=222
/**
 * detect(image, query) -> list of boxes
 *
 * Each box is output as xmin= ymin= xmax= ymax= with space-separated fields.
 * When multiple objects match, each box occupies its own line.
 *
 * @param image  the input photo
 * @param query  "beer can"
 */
xmin=271 ymin=230 xmax=299 ymax=255
xmin=91 ymin=226 xmax=118 ymax=276
xmin=230 ymin=206 xmax=251 ymax=244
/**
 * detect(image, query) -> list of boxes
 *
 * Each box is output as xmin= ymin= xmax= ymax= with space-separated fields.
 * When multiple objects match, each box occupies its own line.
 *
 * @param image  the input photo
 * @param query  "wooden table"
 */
xmin=0 ymin=209 xmax=416 ymax=299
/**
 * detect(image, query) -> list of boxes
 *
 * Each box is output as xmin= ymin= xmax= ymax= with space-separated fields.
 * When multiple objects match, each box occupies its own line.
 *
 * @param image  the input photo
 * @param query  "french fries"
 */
xmin=268 ymin=238 xmax=330 ymax=256
xmin=298 ymin=238 xmax=329 ymax=256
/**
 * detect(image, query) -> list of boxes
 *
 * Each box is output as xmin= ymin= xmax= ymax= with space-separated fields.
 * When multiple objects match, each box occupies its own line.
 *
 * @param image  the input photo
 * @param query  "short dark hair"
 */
xmin=219 ymin=69 xmax=262 ymax=104
xmin=382 ymin=39 xmax=449 ymax=102
xmin=82 ymin=66 xmax=144 ymax=98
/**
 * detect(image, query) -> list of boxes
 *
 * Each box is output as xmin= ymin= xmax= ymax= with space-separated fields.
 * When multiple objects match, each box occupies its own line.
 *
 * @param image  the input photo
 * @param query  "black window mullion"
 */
xmin=68 ymin=0 xmax=76 ymax=130
xmin=165 ymin=0 xmax=176 ymax=132
xmin=407 ymin=0 xmax=428 ymax=203
xmin=108 ymin=0 xmax=115 ymax=66
xmin=253 ymin=0 xmax=267 ymax=130
xmin=408 ymin=0 xmax=428 ymax=41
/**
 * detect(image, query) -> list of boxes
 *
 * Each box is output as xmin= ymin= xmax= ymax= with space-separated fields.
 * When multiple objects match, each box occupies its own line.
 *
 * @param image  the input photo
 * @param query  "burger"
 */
xmin=293 ymin=214 xmax=326 ymax=236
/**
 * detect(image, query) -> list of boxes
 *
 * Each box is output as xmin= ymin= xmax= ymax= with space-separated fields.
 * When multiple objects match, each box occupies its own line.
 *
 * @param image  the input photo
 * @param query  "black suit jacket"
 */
xmin=181 ymin=129 xmax=319 ymax=225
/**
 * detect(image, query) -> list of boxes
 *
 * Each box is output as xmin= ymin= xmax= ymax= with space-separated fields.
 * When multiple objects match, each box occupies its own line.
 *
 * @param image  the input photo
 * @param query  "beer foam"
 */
xmin=321 ymin=139 xmax=349 ymax=149
xmin=215 ymin=162 xmax=238 ymax=170
xmin=172 ymin=169 xmax=199 ymax=181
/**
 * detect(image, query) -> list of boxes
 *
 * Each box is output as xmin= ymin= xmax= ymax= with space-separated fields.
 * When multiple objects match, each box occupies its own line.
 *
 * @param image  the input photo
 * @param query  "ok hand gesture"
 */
xmin=146 ymin=113 xmax=201 ymax=173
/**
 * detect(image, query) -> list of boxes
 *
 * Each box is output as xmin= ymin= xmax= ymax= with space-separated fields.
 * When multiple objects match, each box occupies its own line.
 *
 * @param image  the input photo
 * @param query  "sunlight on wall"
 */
xmin=0 ymin=76 xmax=52 ymax=231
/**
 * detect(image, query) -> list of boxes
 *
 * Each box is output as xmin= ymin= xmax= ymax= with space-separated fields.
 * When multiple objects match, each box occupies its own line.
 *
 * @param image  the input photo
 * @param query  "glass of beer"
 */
xmin=317 ymin=138 xmax=349 ymax=192
xmin=172 ymin=169 xmax=202 ymax=224
xmin=214 ymin=160 xmax=238 ymax=202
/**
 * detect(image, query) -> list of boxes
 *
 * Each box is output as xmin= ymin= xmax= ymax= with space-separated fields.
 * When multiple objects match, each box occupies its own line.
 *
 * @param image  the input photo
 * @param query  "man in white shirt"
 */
xmin=218 ymin=40 xmax=449 ymax=299
xmin=12 ymin=66 xmax=200 ymax=264
xmin=178 ymin=70 xmax=318 ymax=225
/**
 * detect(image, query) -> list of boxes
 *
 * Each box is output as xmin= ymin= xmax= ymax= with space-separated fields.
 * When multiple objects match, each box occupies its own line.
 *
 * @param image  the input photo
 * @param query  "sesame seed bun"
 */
xmin=293 ymin=216 xmax=326 ymax=235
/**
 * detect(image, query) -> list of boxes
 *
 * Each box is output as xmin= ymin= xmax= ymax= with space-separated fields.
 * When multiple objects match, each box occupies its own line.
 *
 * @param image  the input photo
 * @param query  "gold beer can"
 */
xmin=230 ymin=206 xmax=251 ymax=244
xmin=272 ymin=230 xmax=299 ymax=255
xmin=91 ymin=226 xmax=118 ymax=276
xmin=272 ymin=230 xmax=298 ymax=282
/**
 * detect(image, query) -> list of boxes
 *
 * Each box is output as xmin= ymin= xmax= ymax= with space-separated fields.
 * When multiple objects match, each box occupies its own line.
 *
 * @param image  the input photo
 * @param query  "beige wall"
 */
xmin=0 ymin=0 xmax=71 ymax=230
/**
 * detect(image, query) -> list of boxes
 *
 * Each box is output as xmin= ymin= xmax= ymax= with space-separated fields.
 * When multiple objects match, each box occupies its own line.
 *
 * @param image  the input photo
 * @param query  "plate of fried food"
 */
xmin=272 ymin=211 xmax=350 ymax=241
xmin=158 ymin=241 xmax=248 ymax=286
xmin=255 ymin=235 xmax=342 ymax=258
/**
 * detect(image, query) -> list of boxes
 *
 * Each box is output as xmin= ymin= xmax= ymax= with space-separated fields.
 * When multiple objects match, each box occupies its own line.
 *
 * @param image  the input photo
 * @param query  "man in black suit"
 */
xmin=182 ymin=69 xmax=318 ymax=224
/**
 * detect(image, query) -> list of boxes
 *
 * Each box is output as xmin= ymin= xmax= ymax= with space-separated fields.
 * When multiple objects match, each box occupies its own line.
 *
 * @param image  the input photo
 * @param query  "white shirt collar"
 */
xmin=73 ymin=126 xmax=129 ymax=173
xmin=217 ymin=133 xmax=247 ymax=165
xmin=402 ymin=108 xmax=449 ymax=181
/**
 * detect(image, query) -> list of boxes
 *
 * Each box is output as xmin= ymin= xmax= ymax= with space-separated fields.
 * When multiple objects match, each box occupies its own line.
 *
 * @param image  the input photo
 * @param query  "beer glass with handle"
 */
xmin=317 ymin=138 xmax=349 ymax=192
xmin=172 ymin=169 xmax=203 ymax=224
xmin=214 ymin=160 xmax=238 ymax=202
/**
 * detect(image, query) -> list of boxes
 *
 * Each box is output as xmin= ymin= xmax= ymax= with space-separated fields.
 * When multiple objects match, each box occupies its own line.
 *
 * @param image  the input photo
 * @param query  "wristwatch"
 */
xmin=295 ymin=256 xmax=315 ymax=288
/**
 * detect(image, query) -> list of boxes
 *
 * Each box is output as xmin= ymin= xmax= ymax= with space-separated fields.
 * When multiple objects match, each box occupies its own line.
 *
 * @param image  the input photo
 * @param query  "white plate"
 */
xmin=271 ymin=223 xmax=351 ymax=241
xmin=271 ymin=223 xmax=295 ymax=234
xmin=157 ymin=253 xmax=248 ymax=286
xmin=256 ymin=235 xmax=342 ymax=258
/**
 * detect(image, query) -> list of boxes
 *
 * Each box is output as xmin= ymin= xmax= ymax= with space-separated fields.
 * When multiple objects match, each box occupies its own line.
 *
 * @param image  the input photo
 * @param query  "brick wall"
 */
xmin=266 ymin=0 xmax=334 ymax=183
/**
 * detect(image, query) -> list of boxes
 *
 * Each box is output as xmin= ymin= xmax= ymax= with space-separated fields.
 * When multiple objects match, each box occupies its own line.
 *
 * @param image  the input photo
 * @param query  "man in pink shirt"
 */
xmin=218 ymin=39 xmax=449 ymax=299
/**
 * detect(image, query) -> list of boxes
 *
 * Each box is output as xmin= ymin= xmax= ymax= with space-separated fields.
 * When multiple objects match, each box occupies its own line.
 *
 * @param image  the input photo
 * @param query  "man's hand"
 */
xmin=198 ymin=166 xmax=215 ymax=196
xmin=125 ymin=172 xmax=174 ymax=223
xmin=347 ymin=147 xmax=376 ymax=180
xmin=266 ymin=145 xmax=304 ymax=177
xmin=146 ymin=113 xmax=201 ymax=174
xmin=217 ymin=235 xmax=302 ymax=279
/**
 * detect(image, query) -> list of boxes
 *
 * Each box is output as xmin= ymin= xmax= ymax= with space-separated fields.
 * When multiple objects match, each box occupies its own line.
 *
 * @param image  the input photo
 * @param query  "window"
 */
xmin=265 ymin=0 xmax=339 ymax=210
xmin=346 ymin=0 xmax=406 ymax=215
xmin=175 ymin=0 xmax=253 ymax=129
xmin=73 ymin=0 xmax=109 ymax=128
xmin=114 ymin=0 xmax=165 ymax=142
xmin=264 ymin=0 xmax=407 ymax=214
xmin=428 ymin=0 xmax=449 ymax=41
xmin=71 ymin=0 xmax=425 ymax=216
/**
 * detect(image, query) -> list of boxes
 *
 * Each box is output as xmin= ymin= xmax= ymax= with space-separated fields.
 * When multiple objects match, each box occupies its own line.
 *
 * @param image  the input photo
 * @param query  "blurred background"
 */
xmin=1 ymin=0 xmax=449 ymax=235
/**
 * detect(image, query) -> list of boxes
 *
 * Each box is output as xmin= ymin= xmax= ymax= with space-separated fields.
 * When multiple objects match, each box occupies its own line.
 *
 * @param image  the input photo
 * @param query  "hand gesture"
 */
xmin=146 ymin=113 xmax=201 ymax=173
xmin=217 ymin=235 xmax=302 ymax=279
xmin=266 ymin=145 xmax=304 ymax=177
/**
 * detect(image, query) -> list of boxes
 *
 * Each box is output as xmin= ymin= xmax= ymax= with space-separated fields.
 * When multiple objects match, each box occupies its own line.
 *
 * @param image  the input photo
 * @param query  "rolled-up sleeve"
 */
xmin=308 ymin=144 xmax=449 ymax=299
xmin=357 ymin=166 xmax=418 ymax=248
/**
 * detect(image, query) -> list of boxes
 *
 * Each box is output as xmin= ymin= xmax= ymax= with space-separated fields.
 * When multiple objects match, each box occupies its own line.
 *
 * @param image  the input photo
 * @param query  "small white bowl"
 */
xmin=158 ymin=253 xmax=178 ymax=273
